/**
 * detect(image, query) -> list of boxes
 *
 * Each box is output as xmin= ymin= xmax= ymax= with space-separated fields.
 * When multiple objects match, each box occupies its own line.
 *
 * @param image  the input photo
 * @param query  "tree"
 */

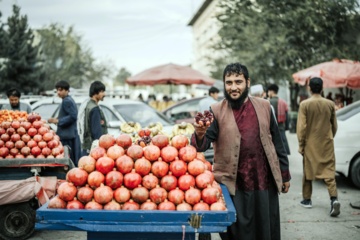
xmin=0 ymin=11 xmax=9 ymax=81
xmin=211 ymin=0 xmax=360 ymax=85
xmin=1 ymin=5 xmax=42 ymax=94
xmin=114 ymin=67 xmax=131 ymax=86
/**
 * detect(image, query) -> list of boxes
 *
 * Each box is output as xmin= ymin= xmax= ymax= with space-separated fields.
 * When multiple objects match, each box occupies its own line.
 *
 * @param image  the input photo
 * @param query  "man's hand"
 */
xmin=193 ymin=118 xmax=210 ymax=141
xmin=281 ymin=181 xmax=290 ymax=193
xmin=48 ymin=118 xmax=58 ymax=124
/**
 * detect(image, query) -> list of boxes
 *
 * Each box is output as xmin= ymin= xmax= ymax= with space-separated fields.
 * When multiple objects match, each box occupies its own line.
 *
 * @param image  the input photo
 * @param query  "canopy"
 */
xmin=292 ymin=59 xmax=360 ymax=89
xmin=126 ymin=63 xmax=215 ymax=86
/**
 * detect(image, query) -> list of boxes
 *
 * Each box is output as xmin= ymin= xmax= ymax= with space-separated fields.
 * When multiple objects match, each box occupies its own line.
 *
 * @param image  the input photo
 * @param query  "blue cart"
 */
xmin=35 ymin=185 xmax=236 ymax=240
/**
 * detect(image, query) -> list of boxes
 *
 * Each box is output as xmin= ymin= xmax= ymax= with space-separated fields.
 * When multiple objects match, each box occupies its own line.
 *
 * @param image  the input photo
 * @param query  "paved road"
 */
xmin=29 ymin=132 xmax=360 ymax=240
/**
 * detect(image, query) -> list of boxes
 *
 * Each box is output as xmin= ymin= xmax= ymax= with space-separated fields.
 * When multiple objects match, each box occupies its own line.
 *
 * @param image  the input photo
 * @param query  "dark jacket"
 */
xmin=57 ymin=95 xmax=78 ymax=140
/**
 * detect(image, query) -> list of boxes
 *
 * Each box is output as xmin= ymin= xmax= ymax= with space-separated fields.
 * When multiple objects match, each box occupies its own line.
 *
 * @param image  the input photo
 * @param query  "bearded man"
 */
xmin=191 ymin=62 xmax=291 ymax=240
xmin=1 ymin=88 xmax=32 ymax=113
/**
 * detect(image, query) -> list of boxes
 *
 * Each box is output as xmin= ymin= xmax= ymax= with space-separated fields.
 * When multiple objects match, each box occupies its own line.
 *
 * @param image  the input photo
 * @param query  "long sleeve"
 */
xmin=190 ymin=112 xmax=219 ymax=152
xmin=89 ymin=107 xmax=103 ymax=140
xmin=296 ymin=103 xmax=307 ymax=155
xmin=58 ymin=98 xmax=78 ymax=128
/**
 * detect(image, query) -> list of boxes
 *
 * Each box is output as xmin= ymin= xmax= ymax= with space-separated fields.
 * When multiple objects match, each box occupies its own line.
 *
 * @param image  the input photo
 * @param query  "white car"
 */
xmin=31 ymin=96 xmax=174 ymax=137
xmin=335 ymin=100 xmax=360 ymax=188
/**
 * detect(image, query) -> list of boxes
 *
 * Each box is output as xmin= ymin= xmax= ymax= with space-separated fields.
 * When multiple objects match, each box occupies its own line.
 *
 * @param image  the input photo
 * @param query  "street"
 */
xmin=29 ymin=132 xmax=360 ymax=240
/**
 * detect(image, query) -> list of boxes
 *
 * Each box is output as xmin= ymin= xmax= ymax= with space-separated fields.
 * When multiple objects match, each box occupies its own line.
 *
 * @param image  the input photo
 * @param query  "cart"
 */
xmin=35 ymin=184 xmax=236 ymax=240
xmin=0 ymin=147 xmax=74 ymax=240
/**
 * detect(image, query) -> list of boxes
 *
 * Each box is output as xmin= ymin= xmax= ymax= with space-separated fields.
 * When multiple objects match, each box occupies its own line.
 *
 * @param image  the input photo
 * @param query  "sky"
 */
xmin=0 ymin=0 xmax=204 ymax=76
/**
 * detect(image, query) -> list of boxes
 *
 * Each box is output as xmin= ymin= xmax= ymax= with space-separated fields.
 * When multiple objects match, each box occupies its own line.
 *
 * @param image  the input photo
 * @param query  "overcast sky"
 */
xmin=0 ymin=0 xmax=204 ymax=75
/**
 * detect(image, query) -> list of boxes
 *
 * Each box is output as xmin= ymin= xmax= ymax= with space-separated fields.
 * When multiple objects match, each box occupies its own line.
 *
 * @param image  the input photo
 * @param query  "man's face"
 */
xmin=224 ymin=74 xmax=249 ymax=101
xmin=8 ymin=96 xmax=20 ymax=108
xmin=56 ymin=88 xmax=68 ymax=99
xmin=211 ymin=92 xmax=219 ymax=100
xmin=97 ymin=91 xmax=106 ymax=101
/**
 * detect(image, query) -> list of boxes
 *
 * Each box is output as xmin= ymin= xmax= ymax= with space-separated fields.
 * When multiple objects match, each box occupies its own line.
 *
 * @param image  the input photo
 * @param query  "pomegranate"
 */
xmin=123 ymin=169 xmax=142 ymax=189
xmin=96 ymin=156 xmax=115 ymax=175
xmin=185 ymin=187 xmax=201 ymax=205
xmin=41 ymin=147 xmax=52 ymax=156
xmin=106 ymin=145 xmax=125 ymax=160
xmin=93 ymin=183 xmax=113 ymax=204
xmin=203 ymin=170 xmax=215 ymax=183
xmin=140 ymin=200 xmax=158 ymax=210
xmin=57 ymin=182 xmax=77 ymax=202
xmin=176 ymin=202 xmax=192 ymax=211
xmin=0 ymin=140 xmax=3 ymax=148
xmin=47 ymin=139 xmax=59 ymax=149
xmin=105 ymin=169 xmax=123 ymax=189
xmin=114 ymin=186 xmax=131 ymax=203
xmin=134 ymin=157 xmax=152 ymax=176
xmin=20 ymin=146 xmax=31 ymax=156
xmin=195 ymin=172 xmax=214 ymax=189
xmin=85 ymin=200 xmax=103 ymax=210
xmin=27 ymin=127 xmax=37 ymax=137
xmin=21 ymin=121 xmax=32 ymax=130
xmin=1 ymin=133 xmax=10 ymax=142
xmin=142 ymin=173 xmax=159 ymax=190
xmin=77 ymin=185 xmax=94 ymax=204
xmin=5 ymin=141 xmax=15 ymax=149
xmin=9 ymin=148 xmax=19 ymax=156
xmin=149 ymin=185 xmax=167 ymax=204
xmin=151 ymin=159 xmax=169 ymax=178
xmin=151 ymin=134 xmax=169 ymax=149
xmin=143 ymin=145 xmax=161 ymax=161
xmin=99 ymin=134 xmax=116 ymax=149
xmin=30 ymin=146 xmax=42 ymax=156
xmin=178 ymin=145 xmax=197 ymax=162
xmin=32 ymin=120 xmax=43 ymax=129
xmin=27 ymin=139 xmax=37 ymax=148
xmin=168 ymin=188 xmax=185 ymax=205
xmin=178 ymin=173 xmax=196 ymax=191
xmin=38 ymin=126 xmax=49 ymax=135
xmin=187 ymin=159 xmax=206 ymax=176
xmin=87 ymin=171 xmax=105 ymax=189
xmin=10 ymin=133 xmax=21 ymax=142
xmin=48 ymin=196 xmax=67 ymax=209
xmin=90 ymin=146 xmax=106 ymax=160
xmin=131 ymin=185 xmax=149 ymax=203
xmin=116 ymin=134 xmax=132 ymax=149
xmin=171 ymin=135 xmax=189 ymax=149
xmin=169 ymin=159 xmax=187 ymax=177
xmin=122 ymin=199 xmax=140 ymax=210
xmin=126 ymin=145 xmax=143 ymax=160
xmin=11 ymin=120 xmax=20 ymax=129
xmin=160 ymin=173 xmax=178 ymax=191
xmin=115 ymin=155 xmax=134 ymax=174
xmin=21 ymin=134 xmax=31 ymax=143
xmin=51 ymin=147 xmax=61 ymax=156
xmin=158 ymin=199 xmax=176 ymax=210
xmin=210 ymin=201 xmax=227 ymax=211
xmin=38 ymin=141 xmax=47 ymax=149
xmin=66 ymin=198 xmax=85 ymax=209
xmin=193 ymin=201 xmax=210 ymax=211
xmin=6 ymin=127 xmax=15 ymax=135
xmin=16 ymin=127 xmax=26 ymax=135
xmin=104 ymin=200 xmax=121 ymax=210
xmin=201 ymin=185 xmax=221 ymax=205
xmin=78 ymin=156 xmax=96 ymax=173
xmin=43 ymin=132 xmax=54 ymax=142
xmin=33 ymin=134 xmax=43 ymax=142
xmin=66 ymin=167 xmax=89 ymax=187
xmin=160 ymin=146 xmax=178 ymax=163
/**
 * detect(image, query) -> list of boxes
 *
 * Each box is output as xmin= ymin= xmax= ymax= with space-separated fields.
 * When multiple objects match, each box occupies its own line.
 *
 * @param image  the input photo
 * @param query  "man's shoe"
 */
xmin=330 ymin=200 xmax=341 ymax=217
xmin=300 ymin=199 xmax=312 ymax=208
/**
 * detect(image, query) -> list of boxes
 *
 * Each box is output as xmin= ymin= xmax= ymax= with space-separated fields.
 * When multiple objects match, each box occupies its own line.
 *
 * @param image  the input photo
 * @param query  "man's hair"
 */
xmin=267 ymin=84 xmax=279 ymax=94
xmin=222 ymin=63 xmax=249 ymax=81
xmin=89 ymin=81 xmax=106 ymax=97
xmin=55 ymin=80 xmax=70 ymax=91
xmin=309 ymin=77 xmax=323 ymax=94
xmin=6 ymin=88 xmax=21 ymax=98
xmin=208 ymin=86 xmax=219 ymax=95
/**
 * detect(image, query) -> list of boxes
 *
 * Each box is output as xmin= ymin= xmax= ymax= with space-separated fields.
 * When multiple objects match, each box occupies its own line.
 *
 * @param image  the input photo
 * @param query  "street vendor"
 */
xmin=1 ymin=88 xmax=32 ymax=113
xmin=191 ymin=62 xmax=291 ymax=240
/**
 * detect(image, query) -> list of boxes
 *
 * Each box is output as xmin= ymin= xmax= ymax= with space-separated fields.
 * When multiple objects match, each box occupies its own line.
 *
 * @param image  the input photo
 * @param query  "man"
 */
xmin=78 ymin=81 xmax=107 ymax=156
xmin=191 ymin=62 xmax=291 ymax=240
xmin=250 ymin=84 xmax=266 ymax=98
xmin=297 ymin=77 xmax=340 ymax=217
xmin=48 ymin=81 xmax=81 ymax=166
xmin=1 ymin=88 xmax=32 ymax=113
xmin=198 ymin=86 xmax=220 ymax=112
xmin=267 ymin=84 xmax=291 ymax=155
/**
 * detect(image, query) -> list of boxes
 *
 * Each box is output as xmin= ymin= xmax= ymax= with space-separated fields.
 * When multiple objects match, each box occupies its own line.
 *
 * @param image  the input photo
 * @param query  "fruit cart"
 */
xmin=0 ymin=147 xmax=74 ymax=240
xmin=35 ymin=184 xmax=236 ymax=240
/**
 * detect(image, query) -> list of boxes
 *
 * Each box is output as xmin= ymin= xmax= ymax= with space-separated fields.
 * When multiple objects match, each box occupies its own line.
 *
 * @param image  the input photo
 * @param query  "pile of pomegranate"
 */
xmin=0 ymin=113 xmax=65 ymax=159
xmin=49 ymin=133 xmax=227 ymax=211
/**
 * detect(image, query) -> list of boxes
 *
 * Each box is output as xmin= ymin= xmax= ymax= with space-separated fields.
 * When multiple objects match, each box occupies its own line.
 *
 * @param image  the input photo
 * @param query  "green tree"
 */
xmin=211 ymin=0 xmax=360 ymax=85
xmin=1 ymin=5 xmax=42 ymax=94
xmin=37 ymin=23 xmax=110 ymax=90
xmin=114 ymin=67 xmax=131 ymax=86
xmin=0 ymin=11 xmax=9 ymax=82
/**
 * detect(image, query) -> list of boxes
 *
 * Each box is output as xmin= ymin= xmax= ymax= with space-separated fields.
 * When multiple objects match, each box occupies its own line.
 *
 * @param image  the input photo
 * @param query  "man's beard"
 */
xmin=11 ymin=103 xmax=20 ymax=108
xmin=224 ymin=85 xmax=249 ymax=110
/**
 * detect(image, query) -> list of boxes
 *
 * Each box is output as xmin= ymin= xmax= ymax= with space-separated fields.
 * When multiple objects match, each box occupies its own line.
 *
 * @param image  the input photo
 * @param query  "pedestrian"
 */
xmin=267 ymin=84 xmax=291 ymax=155
xmin=1 ymin=88 xmax=32 ymax=113
xmin=297 ymin=77 xmax=340 ymax=217
xmin=198 ymin=86 xmax=220 ymax=112
xmin=191 ymin=62 xmax=291 ymax=240
xmin=250 ymin=84 xmax=266 ymax=99
xmin=78 ymin=81 xmax=107 ymax=156
xmin=48 ymin=80 xmax=81 ymax=166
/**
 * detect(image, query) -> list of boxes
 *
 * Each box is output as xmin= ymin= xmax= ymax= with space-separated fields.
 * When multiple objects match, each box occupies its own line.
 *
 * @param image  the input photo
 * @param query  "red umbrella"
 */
xmin=126 ymin=63 xmax=215 ymax=86
xmin=292 ymin=59 xmax=360 ymax=89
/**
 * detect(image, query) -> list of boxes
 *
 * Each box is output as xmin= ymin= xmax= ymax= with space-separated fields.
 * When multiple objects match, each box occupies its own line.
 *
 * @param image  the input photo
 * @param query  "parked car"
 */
xmin=334 ymin=100 xmax=360 ymax=188
xmin=31 ymin=97 xmax=174 ymax=137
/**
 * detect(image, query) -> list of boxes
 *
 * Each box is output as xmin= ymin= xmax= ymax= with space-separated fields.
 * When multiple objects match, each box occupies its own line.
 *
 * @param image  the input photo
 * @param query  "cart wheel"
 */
xmin=199 ymin=233 xmax=211 ymax=240
xmin=0 ymin=202 xmax=36 ymax=240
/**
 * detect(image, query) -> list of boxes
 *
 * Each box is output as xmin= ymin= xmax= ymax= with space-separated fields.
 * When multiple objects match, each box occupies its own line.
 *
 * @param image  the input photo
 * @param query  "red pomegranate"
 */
xmin=131 ymin=185 xmax=149 ymax=204
xmin=126 ymin=145 xmax=143 ymax=160
xmin=195 ymin=172 xmax=214 ymax=189
xmin=122 ymin=199 xmax=140 ymax=210
xmin=176 ymin=202 xmax=192 ymax=211
xmin=151 ymin=159 xmax=169 ymax=178
xmin=123 ymin=169 xmax=142 ymax=189
xmin=134 ymin=157 xmax=152 ymax=176
xmin=106 ymin=145 xmax=125 ymax=160
xmin=96 ymin=156 xmax=115 ymax=175
xmin=115 ymin=155 xmax=134 ymax=174
xmin=140 ymin=200 xmax=158 ymax=210
xmin=115 ymin=134 xmax=132 ymax=149
xmin=77 ymin=185 xmax=94 ymax=204
xmin=187 ymin=159 xmax=206 ymax=176
xmin=85 ymin=200 xmax=103 ymax=210
xmin=193 ymin=201 xmax=210 ymax=211
xmin=178 ymin=173 xmax=196 ymax=191
xmin=10 ymin=134 xmax=21 ymax=142
xmin=66 ymin=167 xmax=89 ymax=187
xmin=90 ymin=146 xmax=106 ymax=160
xmin=48 ymin=196 xmax=67 ymax=209
xmin=171 ymin=135 xmax=189 ymax=149
xmin=151 ymin=134 xmax=169 ymax=149
xmin=201 ymin=185 xmax=221 ymax=205
xmin=142 ymin=173 xmax=159 ymax=190
xmin=27 ymin=127 xmax=37 ymax=137
xmin=169 ymin=159 xmax=187 ymax=177
xmin=78 ymin=156 xmax=96 ymax=173
xmin=57 ymin=182 xmax=77 ymax=202
xmin=66 ymin=198 xmax=85 ymax=209
xmin=160 ymin=146 xmax=178 ymax=163
xmin=21 ymin=134 xmax=31 ymax=143
xmin=185 ymin=187 xmax=201 ymax=205
xmin=158 ymin=199 xmax=176 ymax=211
xmin=149 ymin=185 xmax=167 ymax=204
xmin=178 ymin=145 xmax=197 ymax=162
xmin=104 ymin=200 xmax=121 ymax=210
xmin=168 ymin=188 xmax=185 ymax=205
xmin=43 ymin=132 xmax=54 ymax=142
xmin=94 ymin=183 xmax=113 ymax=204
xmin=99 ymin=134 xmax=116 ymax=149
xmin=87 ymin=171 xmax=105 ymax=189
xmin=210 ymin=201 xmax=227 ymax=211
xmin=20 ymin=146 xmax=31 ymax=156
xmin=114 ymin=186 xmax=131 ymax=203
xmin=11 ymin=120 xmax=20 ymax=129
xmin=105 ymin=169 xmax=123 ymax=189
xmin=160 ymin=173 xmax=178 ymax=191
xmin=143 ymin=145 xmax=161 ymax=161
xmin=16 ymin=127 xmax=26 ymax=136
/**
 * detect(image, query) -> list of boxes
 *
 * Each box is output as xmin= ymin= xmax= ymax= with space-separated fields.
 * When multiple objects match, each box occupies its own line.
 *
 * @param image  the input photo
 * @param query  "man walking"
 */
xmin=297 ymin=77 xmax=340 ymax=217
xmin=198 ymin=86 xmax=220 ymax=112
xmin=191 ymin=62 xmax=291 ymax=240
xmin=267 ymin=84 xmax=290 ymax=155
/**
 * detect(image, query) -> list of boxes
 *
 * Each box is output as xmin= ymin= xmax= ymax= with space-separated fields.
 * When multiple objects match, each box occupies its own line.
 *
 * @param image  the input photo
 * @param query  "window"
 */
xmin=100 ymin=106 xmax=119 ymax=122
xmin=33 ymin=104 xmax=59 ymax=120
